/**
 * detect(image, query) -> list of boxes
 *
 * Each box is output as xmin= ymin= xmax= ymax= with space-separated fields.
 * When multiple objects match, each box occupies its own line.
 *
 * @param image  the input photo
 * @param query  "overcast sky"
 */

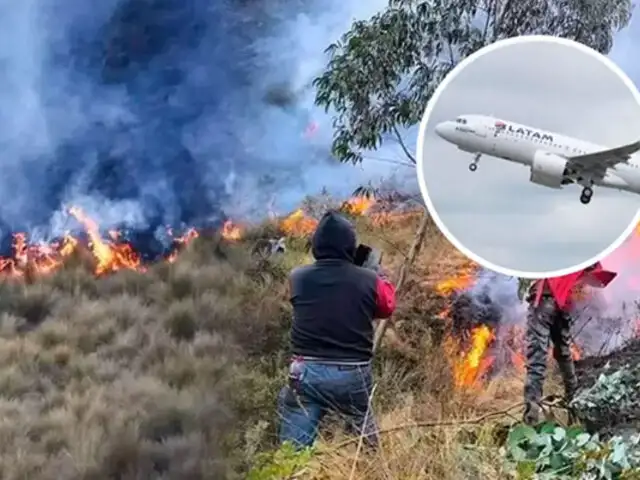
xmin=419 ymin=37 xmax=640 ymax=275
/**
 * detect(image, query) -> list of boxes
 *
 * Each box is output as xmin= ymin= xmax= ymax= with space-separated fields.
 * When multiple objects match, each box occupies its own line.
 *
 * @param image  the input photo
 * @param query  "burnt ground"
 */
xmin=575 ymin=338 xmax=640 ymax=386
xmin=574 ymin=338 xmax=640 ymax=437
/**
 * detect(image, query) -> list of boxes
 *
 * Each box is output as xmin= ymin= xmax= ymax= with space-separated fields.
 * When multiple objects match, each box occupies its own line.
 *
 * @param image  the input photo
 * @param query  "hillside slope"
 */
xmin=0 ymin=209 xmax=459 ymax=479
xmin=0 ymin=207 xmax=637 ymax=479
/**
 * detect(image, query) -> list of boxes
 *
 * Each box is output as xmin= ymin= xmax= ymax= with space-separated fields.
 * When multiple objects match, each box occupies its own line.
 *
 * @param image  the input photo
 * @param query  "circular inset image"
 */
xmin=417 ymin=35 xmax=640 ymax=278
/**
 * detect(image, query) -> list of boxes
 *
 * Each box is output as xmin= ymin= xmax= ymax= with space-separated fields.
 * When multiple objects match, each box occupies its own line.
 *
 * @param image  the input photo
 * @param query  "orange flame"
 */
xmin=0 ymin=232 xmax=79 ymax=278
xmin=166 ymin=228 xmax=199 ymax=263
xmin=221 ymin=220 xmax=243 ymax=241
xmin=446 ymin=325 xmax=496 ymax=388
xmin=280 ymin=209 xmax=318 ymax=237
xmin=434 ymin=251 xmax=631 ymax=390
xmin=342 ymin=196 xmax=375 ymax=216
xmin=0 ymin=194 xmax=401 ymax=279
xmin=68 ymin=206 xmax=143 ymax=276
xmin=0 ymin=208 xmax=201 ymax=278
xmin=435 ymin=267 xmax=476 ymax=296
xmin=570 ymin=343 xmax=581 ymax=360
xmin=277 ymin=196 xmax=378 ymax=238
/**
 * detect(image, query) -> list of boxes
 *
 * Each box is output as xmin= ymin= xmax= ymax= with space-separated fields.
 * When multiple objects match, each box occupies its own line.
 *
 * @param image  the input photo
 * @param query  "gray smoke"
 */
xmin=572 ymin=234 xmax=640 ymax=355
xmin=0 ymin=0 xmax=397 ymax=249
xmin=463 ymin=249 xmax=639 ymax=362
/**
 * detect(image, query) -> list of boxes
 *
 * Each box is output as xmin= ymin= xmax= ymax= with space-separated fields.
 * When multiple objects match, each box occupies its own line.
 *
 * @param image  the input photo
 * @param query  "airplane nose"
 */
xmin=435 ymin=122 xmax=449 ymax=139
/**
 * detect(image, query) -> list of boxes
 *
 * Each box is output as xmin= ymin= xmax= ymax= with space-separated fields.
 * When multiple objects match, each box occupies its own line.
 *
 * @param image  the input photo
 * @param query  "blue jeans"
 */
xmin=277 ymin=360 xmax=378 ymax=449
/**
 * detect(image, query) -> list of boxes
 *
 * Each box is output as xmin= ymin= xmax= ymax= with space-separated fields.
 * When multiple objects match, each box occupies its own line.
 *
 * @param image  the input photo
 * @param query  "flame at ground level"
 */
xmin=0 ymin=207 xmax=203 ymax=278
xmin=222 ymin=195 xmax=378 ymax=240
xmin=445 ymin=324 xmax=496 ymax=388
xmin=0 ymin=194 xmax=384 ymax=279
xmin=444 ymin=321 xmax=584 ymax=390
xmin=436 ymin=249 xmax=639 ymax=390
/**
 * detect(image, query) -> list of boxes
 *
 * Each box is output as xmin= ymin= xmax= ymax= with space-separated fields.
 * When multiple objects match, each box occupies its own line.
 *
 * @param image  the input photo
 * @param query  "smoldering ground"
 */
xmin=0 ymin=0 xmax=392 ymax=256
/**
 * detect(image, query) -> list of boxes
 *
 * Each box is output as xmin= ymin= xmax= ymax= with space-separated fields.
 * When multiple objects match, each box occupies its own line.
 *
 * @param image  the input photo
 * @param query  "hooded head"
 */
xmin=311 ymin=211 xmax=357 ymax=262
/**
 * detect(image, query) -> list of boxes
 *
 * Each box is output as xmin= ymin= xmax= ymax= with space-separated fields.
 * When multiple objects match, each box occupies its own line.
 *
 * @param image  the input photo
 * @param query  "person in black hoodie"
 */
xmin=278 ymin=211 xmax=397 ymax=449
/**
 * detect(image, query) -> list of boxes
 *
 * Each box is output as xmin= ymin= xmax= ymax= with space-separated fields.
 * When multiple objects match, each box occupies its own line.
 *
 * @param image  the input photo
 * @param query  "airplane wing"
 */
xmin=567 ymin=139 xmax=640 ymax=174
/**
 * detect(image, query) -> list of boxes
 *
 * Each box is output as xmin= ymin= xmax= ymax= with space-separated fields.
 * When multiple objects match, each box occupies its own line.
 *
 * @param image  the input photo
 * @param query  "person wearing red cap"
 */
xmin=519 ymin=262 xmax=617 ymax=424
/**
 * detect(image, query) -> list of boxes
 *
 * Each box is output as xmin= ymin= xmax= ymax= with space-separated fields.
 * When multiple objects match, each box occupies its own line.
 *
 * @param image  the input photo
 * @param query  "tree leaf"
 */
xmin=566 ymin=425 xmax=585 ymax=439
xmin=313 ymin=0 xmax=632 ymax=166
xmin=509 ymin=424 xmax=538 ymax=446
xmin=553 ymin=427 xmax=566 ymax=443
xmin=576 ymin=433 xmax=592 ymax=448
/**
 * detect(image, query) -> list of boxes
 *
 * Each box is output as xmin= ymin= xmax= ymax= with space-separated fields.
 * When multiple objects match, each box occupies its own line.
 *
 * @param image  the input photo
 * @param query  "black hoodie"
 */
xmin=289 ymin=211 xmax=383 ymax=361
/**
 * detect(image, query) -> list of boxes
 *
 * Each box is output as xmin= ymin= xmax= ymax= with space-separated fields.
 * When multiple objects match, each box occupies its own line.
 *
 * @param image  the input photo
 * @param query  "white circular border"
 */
xmin=415 ymin=35 xmax=640 ymax=280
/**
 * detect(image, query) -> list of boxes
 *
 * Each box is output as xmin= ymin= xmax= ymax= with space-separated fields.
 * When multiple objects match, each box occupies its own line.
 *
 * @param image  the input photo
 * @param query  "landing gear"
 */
xmin=580 ymin=186 xmax=593 ymax=205
xmin=469 ymin=153 xmax=481 ymax=172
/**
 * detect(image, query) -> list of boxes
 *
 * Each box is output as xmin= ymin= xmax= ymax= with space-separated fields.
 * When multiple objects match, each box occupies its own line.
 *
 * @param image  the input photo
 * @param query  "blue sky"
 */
xmin=418 ymin=22 xmax=640 ymax=275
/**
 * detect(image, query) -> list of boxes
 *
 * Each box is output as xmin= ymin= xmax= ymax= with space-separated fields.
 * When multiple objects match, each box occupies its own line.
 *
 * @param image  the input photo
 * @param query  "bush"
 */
xmin=572 ymin=363 xmax=640 ymax=437
xmin=247 ymin=442 xmax=315 ymax=480
xmin=503 ymin=423 xmax=640 ymax=479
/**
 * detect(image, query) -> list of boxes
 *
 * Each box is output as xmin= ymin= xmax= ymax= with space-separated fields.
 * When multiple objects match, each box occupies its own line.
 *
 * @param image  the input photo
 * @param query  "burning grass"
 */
xmin=0 ymin=195 xmax=637 ymax=479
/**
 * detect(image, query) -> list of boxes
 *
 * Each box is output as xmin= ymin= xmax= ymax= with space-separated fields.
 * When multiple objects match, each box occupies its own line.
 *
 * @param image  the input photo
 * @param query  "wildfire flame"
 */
xmin=0 ymin=207 xmax=200 ymax=278
xmin=342 ymin=196 xmax=375 ymax=216
xmin=435 ymin=265 xmax=476 ymax=297
xmin=280 ymin=209 xmax=318 ymax=237
xmin=434 ymin=250 xmax=639 ymax=389
xmin=445 ymin=324 xmax=495 ymax=388
xmin=69 ymin=206 xmax=144 ymax=276
xmin=0 ymin=194 xmax=382 ymax=279
xmin=166 ymin=228 xmax=199 ymax=263
xmin=221 ymin=220 xmax=243 ymax=241
xmin=0 ymin=233 xmax=79 ymax=278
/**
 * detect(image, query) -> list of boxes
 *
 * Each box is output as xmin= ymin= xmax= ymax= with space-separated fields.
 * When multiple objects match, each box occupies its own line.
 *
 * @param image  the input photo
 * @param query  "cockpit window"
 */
xmin=455 ymin=117 xmax=467 ymax=124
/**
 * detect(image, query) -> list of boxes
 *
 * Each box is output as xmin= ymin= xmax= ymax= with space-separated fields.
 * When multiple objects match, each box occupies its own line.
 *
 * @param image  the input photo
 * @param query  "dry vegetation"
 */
xmin=0 ymin=211 xmax=577 ymax=479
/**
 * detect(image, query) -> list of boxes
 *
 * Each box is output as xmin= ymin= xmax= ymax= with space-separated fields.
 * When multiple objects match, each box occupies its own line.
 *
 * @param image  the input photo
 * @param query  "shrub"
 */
xmin=503 ymin=423 xmax=640 ymax=479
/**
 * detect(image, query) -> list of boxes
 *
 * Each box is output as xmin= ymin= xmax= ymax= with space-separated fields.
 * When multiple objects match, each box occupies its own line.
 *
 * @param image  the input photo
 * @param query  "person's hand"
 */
xmin=377 ymin=266 xmax=391 ymax=279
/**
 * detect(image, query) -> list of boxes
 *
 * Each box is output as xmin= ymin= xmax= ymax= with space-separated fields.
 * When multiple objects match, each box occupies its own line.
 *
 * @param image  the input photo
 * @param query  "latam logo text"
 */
xmin=495 ymin=122 xmax=553 ymax=142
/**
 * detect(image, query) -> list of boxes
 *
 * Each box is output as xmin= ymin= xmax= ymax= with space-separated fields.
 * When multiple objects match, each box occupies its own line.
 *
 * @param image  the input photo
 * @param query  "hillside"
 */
xmin=0 ymin=199 xmax=637 ymax=479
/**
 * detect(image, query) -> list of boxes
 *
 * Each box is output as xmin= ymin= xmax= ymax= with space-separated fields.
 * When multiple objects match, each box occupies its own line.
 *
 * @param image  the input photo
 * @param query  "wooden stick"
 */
xmin=329 ymin=401 xmax=525 ymax=451
xmin=372 ymin=209 xmax=430 ymax=353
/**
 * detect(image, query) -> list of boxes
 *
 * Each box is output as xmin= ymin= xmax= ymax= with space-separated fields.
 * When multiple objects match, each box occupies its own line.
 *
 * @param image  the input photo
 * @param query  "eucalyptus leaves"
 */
xmin=571 ymin=363 xmax=640 ymax=437
xmin=503 ymin=422 xmax=640 ymax=479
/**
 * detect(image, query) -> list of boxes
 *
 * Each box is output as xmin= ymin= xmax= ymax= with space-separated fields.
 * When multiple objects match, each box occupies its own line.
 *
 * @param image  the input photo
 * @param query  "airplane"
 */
xmin=434 ymin=114 xmax=640 ymax=204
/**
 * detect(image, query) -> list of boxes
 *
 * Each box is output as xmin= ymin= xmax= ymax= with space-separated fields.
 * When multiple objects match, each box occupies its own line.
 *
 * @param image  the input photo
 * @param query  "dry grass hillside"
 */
xmin=0 ymin=206 xmax=591 ymax=479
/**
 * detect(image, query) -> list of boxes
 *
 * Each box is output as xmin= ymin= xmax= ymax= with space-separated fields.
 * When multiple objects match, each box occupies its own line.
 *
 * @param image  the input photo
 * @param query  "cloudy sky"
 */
xmin=419 ymin=35 xmax=640 ymax=275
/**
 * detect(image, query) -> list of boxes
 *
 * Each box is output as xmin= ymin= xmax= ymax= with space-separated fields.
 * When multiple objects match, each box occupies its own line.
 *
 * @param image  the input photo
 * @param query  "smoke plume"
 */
xmin=0 ymin=0 xmax=395 ymax=252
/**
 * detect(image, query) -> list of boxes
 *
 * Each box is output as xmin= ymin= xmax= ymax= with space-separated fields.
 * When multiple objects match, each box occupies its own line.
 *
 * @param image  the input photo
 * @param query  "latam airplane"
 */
xmin=434 ymin=114 xmax=640 ymax=204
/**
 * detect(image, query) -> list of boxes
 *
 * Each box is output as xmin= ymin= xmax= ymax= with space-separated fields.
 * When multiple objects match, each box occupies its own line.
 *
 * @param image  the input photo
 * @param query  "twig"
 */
xmin=290 ymin=467 xmax=309 ymax=479
xmin=572 ymin=314 xmax=595 ymax=339
xmin=361 ymin=154 xmax=415 ymax=168
xmin=391 ymin=125 xmax=417 ymax=164
xmin=373 ymin=209 xmax=430 ymax=352
xmin=360 ymin=229 xmax=408 ymax=259
xmin=349 ymin=383 xmax=378 ymax=480
xmin=330 ymin=401 xmax=525 ymax=451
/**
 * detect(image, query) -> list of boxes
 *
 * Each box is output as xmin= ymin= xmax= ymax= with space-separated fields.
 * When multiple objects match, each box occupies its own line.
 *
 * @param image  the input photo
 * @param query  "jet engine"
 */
xmin=529 ymin=151 xmax=570 ymax=188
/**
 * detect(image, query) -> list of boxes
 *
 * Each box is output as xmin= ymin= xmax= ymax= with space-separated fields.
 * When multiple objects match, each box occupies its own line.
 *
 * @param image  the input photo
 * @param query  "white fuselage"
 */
xmin=434 ymin=114 xmax=640 ymax=194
